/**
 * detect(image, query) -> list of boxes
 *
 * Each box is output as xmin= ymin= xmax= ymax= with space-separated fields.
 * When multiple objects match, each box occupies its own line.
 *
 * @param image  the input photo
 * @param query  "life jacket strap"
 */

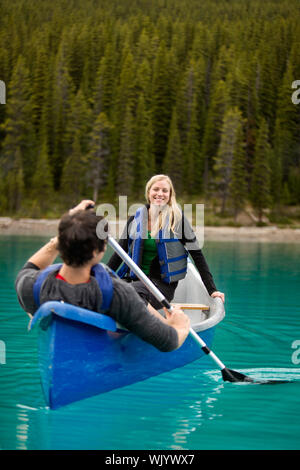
xmin=33 ymin=263 xmax=62 ymax=309
xmin=33 ymin=263 xmax=117 ymax=312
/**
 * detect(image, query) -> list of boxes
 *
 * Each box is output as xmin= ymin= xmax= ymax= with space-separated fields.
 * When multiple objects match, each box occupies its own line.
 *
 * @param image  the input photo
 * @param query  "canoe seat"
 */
xmin=171 ymin=303 xmax=210 ymax=311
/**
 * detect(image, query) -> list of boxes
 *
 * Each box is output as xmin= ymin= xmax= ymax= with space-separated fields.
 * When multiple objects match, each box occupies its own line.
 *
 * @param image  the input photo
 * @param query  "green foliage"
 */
xmin=0 ymin=0 xmax=299 ymax=219
xmin=1 ymin=55 xmax=35 ymax=210
xmin=163 ymin=107 xmax=183 ymax=193
xmin=214 ymin=107 xmax=246 ymax=216
xmin=87 ymin=111 xmax=113 ymax=202
xmin=134 ymin=94 xmax=155 ymax=198
xmin=251 ymin=118 xmax=272 ymax=222
xmin=31 ymin=139 xmax=53 ymax=206
xmin=117 ymin=105 xmax=135 ymax=197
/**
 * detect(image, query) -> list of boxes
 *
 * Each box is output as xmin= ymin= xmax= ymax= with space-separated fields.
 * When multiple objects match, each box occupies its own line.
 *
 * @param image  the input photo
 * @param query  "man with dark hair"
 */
xmin=58 ymin=209 xmax=108 ymax=267
xmin=15 ymin=200 xmax=190 ymax=352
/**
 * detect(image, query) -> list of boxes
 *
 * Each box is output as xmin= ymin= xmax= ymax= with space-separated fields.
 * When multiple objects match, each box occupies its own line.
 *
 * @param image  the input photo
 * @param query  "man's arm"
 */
xmin=15 ymin=236 xmax=60 ymax=314
xmin=27 ymin=237 xmax=59 ymax=270
xmin=109 ymin=278 xmax=190 ymax=352
xmin=147 ymin=303 xmax=190 ymax=349
xmin=15 ymin=262 xmax=41 ymax=315
xmin=15 ymin=199 xmax=95 ymax=314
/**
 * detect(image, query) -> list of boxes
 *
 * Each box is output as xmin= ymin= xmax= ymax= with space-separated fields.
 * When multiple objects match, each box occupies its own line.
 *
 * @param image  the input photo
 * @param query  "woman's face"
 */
xmin=148 ymin=179 xmax=171 ymax=206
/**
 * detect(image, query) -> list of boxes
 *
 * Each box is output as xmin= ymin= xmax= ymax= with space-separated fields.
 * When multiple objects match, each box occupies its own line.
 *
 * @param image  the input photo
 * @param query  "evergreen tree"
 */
xmin=184 ymin=96 xmax=202 ymax=195
xmin=136 ymin=28 xmax=152 ymax=64
xmin=251 ymin=118 xmax=272 ymax=223
xmin=0 ymin=166 xmax=7 ymax=212
xmin=31 ymin=139 xmax=53 ymax=212
xmin=93 ymin=57 xmax=106 ymax=116
xmin=1 ymin=55 xmax=36 ymax=200
xmin=38 ymin=54 xmax=55 ymax=157
xmin=115 ymin=49 xmax=136 ymax=118
xmin=201 ymin=79 xmax=229 ymax=192
xmin=214 ymin=107 xmax=245 ymax=215
xmin=287 ymin=167 xmax=300 ymax=205
xmin=93 ymin=41 xmax=117 ymax=116
xmin=176 ymin=59 xmax=199 ymax=145
xmin=244 ymin=54 xmax=259 ymax=183
xmin=31 ymin=47 xmax=49 ymax=137
xmin=135 ymin=58 xmax=152 ymax=108
xmin=68 ymin=24 xmax=85 ymax=92
xmin=256 ymin=42 xmax=278 ymax=131
xmin=152 ymin=41 xmax=173 ymax=168
xmin=110 ymin=48 xmax=136 ymax=175
xmin=87 ymin=112 xmax=113 ymax=202
xmin=65 ymin=87 xmax=92 ymax=157
xmin=273 ymin=61 xmax=299 ymax=179
xmin=269 ymin=148 xmax=283 ymax=208
xmin=5 ymin=148 xmax=24 ymax=213
xmin=134 ymin=94 xmax=155 ymax=198
xmin=51 ymin=38 xmax=75 ymax=189
xmin=163 ymin=108 xmax=183 ymax=194
xmin=229 ymin=118 xmax=248 ymax=220
xmin=61 ymin=133 xmax=86 ymax=206
xmin=117 ymin=105 xmax=135 ymax=198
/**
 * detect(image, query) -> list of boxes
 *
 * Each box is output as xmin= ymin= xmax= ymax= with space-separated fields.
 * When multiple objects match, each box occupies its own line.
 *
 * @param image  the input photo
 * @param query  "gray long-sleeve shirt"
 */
xmin=15 ymin=262 xmax=178 ymax=352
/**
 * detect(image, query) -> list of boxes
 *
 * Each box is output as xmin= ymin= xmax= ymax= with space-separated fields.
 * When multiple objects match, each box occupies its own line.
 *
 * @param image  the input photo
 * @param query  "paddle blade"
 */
xmin=221 ymin=367 xmax=254 ymax=383
xmin=221 ymin=368 xmax=288 ymax=384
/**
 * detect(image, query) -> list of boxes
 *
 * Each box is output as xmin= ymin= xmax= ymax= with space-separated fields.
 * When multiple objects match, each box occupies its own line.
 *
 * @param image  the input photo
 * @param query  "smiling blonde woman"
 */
xmin=107 ymin=174 xmax=225 ymax=309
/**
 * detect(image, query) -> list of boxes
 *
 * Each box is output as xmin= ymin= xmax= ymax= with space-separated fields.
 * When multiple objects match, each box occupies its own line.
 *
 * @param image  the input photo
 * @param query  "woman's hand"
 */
xmin=69 ymin=200 xmax=95 ymax=215
xmin=211 ymin=291 xmax=225 ymax=303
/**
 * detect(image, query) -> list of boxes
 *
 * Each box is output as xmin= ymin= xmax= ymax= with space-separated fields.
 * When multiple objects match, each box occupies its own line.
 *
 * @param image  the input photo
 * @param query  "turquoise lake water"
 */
xmin=0 ymin=235 xmax=300 ymax=450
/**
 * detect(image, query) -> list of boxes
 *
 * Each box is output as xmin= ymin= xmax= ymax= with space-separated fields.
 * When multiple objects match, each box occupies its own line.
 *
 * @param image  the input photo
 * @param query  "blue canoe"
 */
xmin=29 ymin=262 xmax=225 ymax=409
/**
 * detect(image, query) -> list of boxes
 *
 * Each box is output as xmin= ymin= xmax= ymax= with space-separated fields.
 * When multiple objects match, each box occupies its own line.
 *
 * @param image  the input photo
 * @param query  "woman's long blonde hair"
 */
xmin=145 ymin=174 xmax=182 ymax=237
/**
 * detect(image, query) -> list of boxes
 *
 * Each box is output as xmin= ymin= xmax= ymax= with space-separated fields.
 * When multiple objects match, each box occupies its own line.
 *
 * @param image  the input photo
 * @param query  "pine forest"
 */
xmin=0 ymin=0 xmax=300 ymax=225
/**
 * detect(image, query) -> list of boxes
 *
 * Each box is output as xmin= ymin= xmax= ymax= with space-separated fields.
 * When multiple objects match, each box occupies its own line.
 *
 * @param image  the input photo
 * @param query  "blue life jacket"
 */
xmin=33 ymin=263 xmax=117 ymax=312
xmin=118 ymin=206 xmax=188 ymax=284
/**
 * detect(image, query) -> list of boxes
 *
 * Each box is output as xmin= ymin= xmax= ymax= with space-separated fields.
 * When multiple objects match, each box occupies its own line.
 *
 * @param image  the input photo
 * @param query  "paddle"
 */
xmin=107 ymin=235 xmax=254 ymax=384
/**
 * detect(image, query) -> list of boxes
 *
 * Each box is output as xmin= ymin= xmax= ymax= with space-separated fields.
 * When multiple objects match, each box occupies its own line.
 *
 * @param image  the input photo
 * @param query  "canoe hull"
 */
xmin=37 ymin=313 xmax=215 ymax=409
xmin=30 ymin=261 xmax=225 ymax=409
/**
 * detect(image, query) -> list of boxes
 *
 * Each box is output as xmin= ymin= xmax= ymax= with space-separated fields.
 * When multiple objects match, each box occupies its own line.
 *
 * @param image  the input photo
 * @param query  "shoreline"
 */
xmin=1 ymin=217 xmax=300 ymax=243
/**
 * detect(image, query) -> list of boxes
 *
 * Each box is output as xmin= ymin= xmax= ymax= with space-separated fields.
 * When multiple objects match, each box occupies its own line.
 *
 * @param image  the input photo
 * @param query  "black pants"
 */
xmin=130 ymin=278 xmax=178 ymax=310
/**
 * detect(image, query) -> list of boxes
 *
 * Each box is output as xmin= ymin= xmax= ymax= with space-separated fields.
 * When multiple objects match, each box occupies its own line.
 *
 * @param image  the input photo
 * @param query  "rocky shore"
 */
xmin=1 ymin=217 xmax=300 ymax=243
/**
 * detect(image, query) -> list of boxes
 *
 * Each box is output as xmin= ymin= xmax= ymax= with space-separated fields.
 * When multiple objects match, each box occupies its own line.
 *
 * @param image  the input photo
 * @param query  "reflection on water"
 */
xmin=4 ymin=362 xmax=224 ymax=450
xmin=7 ymin=365 xmax=300 ymax=450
